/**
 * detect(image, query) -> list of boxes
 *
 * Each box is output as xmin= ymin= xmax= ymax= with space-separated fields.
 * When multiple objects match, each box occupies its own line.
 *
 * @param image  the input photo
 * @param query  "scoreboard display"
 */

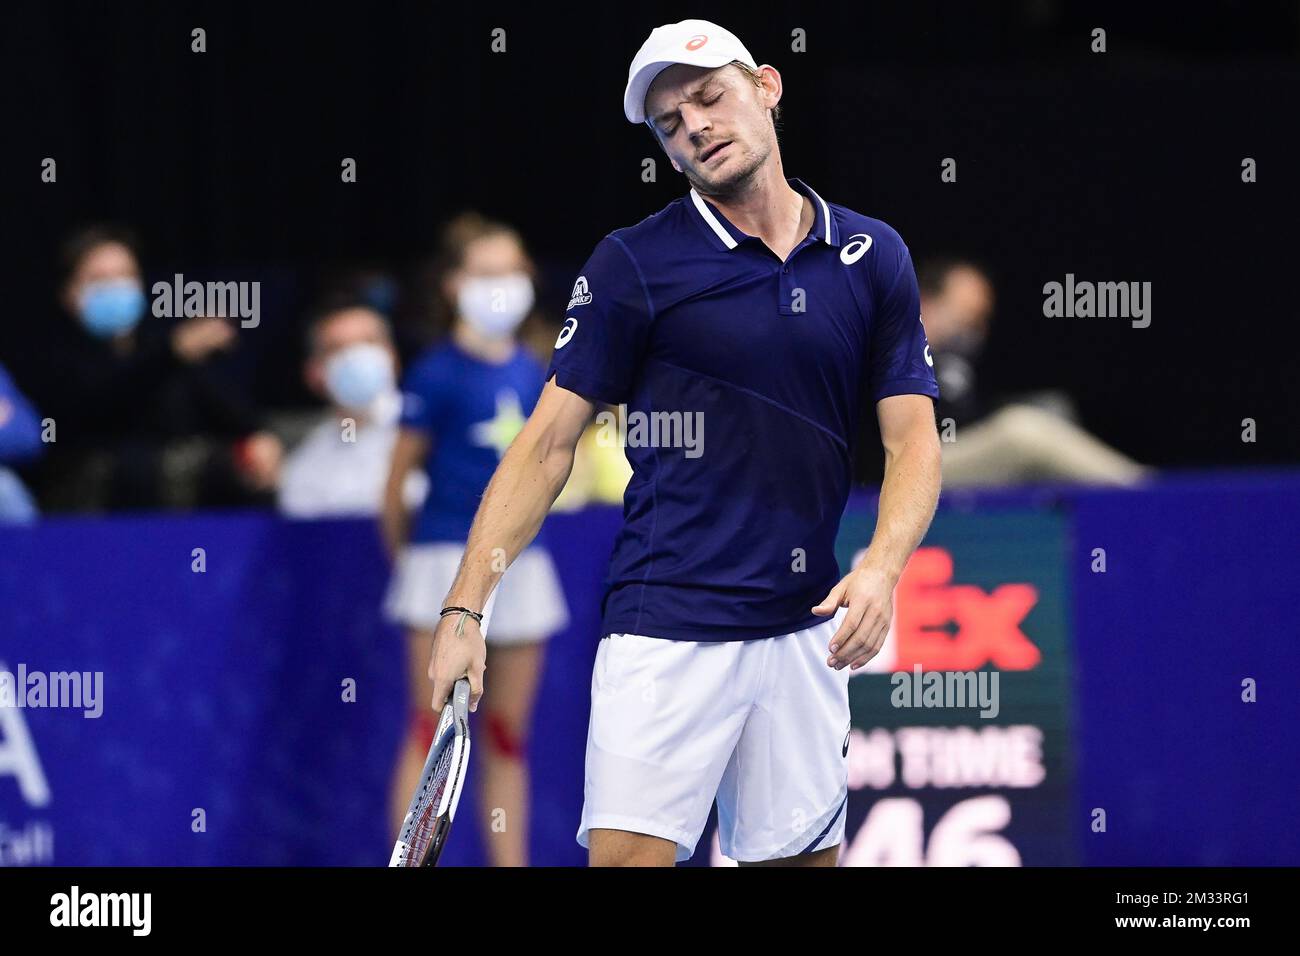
xmin=834 ymin=509 xmax=1077 ymax=866
xmin=701 ymin=508 xmax=1077 ymax=866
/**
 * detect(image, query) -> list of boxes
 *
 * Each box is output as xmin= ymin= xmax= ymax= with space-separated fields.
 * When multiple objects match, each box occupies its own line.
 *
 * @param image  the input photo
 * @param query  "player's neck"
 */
xmin=702 ymin=159 xmax=809 ymax=259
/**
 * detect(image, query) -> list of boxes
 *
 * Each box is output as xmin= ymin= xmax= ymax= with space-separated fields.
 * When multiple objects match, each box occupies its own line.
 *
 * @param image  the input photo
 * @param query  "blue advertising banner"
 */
xmin=1 ymin=474 xmax=1298 ymax=866
xmin=0 ymin=510 xmax=618 ymax=867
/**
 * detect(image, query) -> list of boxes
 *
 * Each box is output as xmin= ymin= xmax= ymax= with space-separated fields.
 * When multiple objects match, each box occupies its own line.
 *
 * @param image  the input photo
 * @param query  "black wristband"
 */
xmin=440 ymin=606 xmax=483 ymax=622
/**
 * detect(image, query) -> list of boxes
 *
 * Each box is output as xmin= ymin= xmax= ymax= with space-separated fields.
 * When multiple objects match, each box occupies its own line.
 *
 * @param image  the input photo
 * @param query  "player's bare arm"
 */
xmin=426 ymin=379 xmax=594 ymax=712
xmin=813 ymin=393 xmax=941 ymax=669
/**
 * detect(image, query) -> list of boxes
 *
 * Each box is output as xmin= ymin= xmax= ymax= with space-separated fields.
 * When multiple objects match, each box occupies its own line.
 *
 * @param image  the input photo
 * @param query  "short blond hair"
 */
xmin=728 ymin=61 xmax=782 ymax=129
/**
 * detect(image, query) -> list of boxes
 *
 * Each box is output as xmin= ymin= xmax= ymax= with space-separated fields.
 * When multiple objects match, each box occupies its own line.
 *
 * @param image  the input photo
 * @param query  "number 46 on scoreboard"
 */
xmin=840 ymin=795 xmax=1020 ymax=866
xmin=711 ymin=795 xmax=1020 ymax=867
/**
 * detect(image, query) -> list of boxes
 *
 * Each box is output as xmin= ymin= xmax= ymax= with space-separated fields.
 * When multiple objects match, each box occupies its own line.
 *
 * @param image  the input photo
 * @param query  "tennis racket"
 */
xmin=389 ymin=676 xmax=472 ymax=867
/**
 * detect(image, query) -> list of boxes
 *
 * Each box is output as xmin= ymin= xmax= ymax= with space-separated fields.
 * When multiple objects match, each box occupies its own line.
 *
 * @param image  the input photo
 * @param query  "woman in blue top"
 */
xmin=381 ymin=213 xmax=569 ymax=866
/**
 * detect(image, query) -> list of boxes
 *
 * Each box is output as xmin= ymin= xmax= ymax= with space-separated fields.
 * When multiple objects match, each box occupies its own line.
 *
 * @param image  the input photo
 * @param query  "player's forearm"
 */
xmin=858 ymin=427 xmax=941 ymax=583
xmin=444 ymin=427 xmax=575 ymax=610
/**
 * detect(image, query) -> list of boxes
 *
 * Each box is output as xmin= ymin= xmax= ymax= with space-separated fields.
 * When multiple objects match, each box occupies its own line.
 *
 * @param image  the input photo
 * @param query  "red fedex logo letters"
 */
xmin=892 ymin=548 xmax=1040 ymax=671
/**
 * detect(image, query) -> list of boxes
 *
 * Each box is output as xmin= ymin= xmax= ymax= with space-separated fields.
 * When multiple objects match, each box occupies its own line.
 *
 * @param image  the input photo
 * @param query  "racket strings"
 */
xmin=396 ymin=743 xmax=456 ymax=865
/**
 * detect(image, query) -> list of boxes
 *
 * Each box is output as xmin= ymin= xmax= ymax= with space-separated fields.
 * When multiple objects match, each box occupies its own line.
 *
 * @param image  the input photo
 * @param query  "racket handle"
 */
xmin=451 ymin=676 xmax=471 ymax=722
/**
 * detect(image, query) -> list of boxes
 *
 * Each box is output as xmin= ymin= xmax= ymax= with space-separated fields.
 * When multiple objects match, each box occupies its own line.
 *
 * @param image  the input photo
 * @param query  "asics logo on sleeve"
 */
xmin=839 ymin=233 xmax=874 ymax=265
xmin=567 ymin=276 xmax=593 ymax=310
xmin=555 ymin=316 xmax=578 ymax=349
xmin=924 ymin=344 xmax=934 ymax=367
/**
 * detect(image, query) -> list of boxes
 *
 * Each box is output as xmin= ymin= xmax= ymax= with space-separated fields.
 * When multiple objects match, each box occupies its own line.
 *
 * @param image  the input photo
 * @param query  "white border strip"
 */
xmin=806 ymin=185 xmax=834 ymax=245
xmin=690 ymin=188 xmax=738 ymax=250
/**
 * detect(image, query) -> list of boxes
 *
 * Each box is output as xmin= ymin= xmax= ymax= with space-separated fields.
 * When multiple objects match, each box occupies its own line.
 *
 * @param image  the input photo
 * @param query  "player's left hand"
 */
xmin=812 ymin=565 xmax=896 ymax=670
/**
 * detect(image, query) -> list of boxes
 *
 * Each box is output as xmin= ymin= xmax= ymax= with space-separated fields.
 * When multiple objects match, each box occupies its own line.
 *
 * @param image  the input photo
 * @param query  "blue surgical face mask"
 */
xmin=323 ymin=342 xmax=395 ymax=411
xmin=78 ymin=279 xmax=146 ymax=338
xmin=457 ymin=272 xmax=534 ymax=339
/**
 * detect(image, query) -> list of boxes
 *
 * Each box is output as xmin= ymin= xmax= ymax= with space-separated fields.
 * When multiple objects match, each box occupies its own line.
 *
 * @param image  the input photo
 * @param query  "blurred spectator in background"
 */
xmin=0 ymin=360 xmax=44 ymax=522
xmin=278 ymin=300 xmax=426 ymax=518
xmin=405 ymin=227 xmax=632 ymax=510
xmin=350 ymin=268 xmax=402 ymax=325
xmin=381 ymin=212 xmax=570 ymax=866
xmin=549 ymin=414 xmax=633 ymax=511
xmin=15 ymin=225 xmax=283 ymax=511
xmin=920 ymin=258 xmax=1149 ymax=487
xmin=516 ymin=294 xmax=631 ymax=512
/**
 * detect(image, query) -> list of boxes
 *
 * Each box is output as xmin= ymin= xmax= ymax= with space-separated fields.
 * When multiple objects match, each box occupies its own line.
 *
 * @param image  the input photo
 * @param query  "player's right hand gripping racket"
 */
xmin=389 ymin=677 xmax=471 ymax=867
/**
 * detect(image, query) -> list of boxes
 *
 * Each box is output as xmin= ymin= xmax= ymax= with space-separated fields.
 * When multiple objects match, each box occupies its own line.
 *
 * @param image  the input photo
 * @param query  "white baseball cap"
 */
xmin=623 ymin=19 xmax=758 ymax=125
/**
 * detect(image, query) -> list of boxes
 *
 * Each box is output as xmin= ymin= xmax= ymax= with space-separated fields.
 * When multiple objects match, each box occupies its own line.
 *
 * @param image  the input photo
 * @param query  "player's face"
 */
xmin=645 ymin=63 xmax=780 ymax=197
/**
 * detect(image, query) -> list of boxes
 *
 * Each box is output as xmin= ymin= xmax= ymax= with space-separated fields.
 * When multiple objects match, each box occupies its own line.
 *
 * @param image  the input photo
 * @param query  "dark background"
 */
xmin=4 ymin=0 xmax=1298 ymax=470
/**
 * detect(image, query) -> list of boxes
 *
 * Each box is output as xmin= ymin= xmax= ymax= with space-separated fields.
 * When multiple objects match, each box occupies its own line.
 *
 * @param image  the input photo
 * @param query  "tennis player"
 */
xmin=427 ymin=19 xmax=942 ymax=866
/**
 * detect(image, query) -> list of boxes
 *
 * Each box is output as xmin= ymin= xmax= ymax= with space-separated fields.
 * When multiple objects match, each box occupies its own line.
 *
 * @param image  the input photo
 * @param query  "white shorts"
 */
xmin=384 ymin=542 xmax=570 ymax=644
xmin=577 ymin=611 xmax=851 ymax=863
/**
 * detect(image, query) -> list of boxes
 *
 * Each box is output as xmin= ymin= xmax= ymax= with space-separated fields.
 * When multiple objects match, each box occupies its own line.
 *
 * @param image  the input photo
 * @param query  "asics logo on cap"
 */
xmin=625 ymin=20 xmax=756 ymax=123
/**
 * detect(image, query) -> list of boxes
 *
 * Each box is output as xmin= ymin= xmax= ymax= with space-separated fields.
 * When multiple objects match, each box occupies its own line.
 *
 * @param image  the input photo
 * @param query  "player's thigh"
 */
xmin=578 ymin=634 xmax=755 ymax=863
xmin=587 ymin=828 xmax=678 ymax=867
xmin=717 ymin=617 xmax=851 ymax=863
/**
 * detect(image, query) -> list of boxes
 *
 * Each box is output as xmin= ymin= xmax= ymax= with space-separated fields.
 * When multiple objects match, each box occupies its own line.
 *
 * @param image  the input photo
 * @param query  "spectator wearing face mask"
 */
xmin=381 ymin=212 xmax=569 ymax=867
xmin=277 ymin=300 xmax=426 ymax=517
xmin=18 ymin=225 xmax=283 ymax=511
xmin=0 ymin=360 xmax=44 ymax=522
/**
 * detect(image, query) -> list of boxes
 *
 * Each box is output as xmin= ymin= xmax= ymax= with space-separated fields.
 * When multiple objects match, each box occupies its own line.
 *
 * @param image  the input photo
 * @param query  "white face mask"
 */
xmin=456 ymin=272 xmax=534 ymax=338
xmin=323 ymin=342 xmax=395 ymax=411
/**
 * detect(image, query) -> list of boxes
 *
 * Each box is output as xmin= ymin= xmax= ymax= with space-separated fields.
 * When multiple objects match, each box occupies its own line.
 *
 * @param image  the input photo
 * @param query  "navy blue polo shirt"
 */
xmin=547 ymin=178 xmax=938 ymax=642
